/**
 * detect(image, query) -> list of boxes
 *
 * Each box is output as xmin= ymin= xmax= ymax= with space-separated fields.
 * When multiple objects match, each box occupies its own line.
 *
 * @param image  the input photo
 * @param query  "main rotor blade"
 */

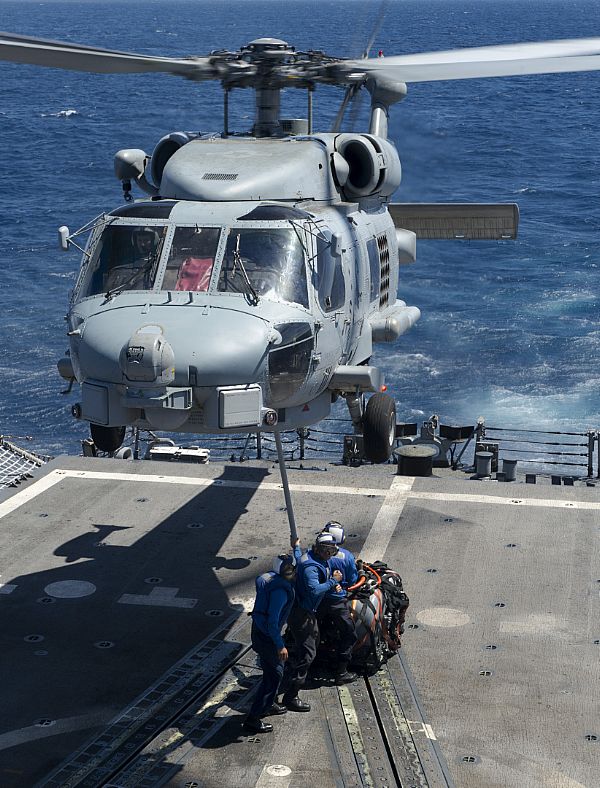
xmin=347 ymin=37 xmax=600 ymax=82
xmin=0 ymin=31 xmax=214 ymax=78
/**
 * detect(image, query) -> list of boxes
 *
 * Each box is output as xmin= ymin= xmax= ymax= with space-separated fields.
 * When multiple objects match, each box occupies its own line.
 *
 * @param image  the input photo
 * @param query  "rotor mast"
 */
xmin=242 ymin=38 xmax=295 ymax=138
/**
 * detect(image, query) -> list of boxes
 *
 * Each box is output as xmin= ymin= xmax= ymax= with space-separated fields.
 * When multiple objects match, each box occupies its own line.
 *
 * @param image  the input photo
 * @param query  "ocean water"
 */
xmin=0 ymin=0 xmax=599 ymax=458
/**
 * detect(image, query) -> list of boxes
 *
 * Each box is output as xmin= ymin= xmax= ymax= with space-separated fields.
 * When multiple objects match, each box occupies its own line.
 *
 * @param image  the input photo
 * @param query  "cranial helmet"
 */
xmin=314 ymin=531 xmax=339 ymax=555
xmin=272 ymin=553 xmax=296 ymax=576
xmin=323 ymin=521 xmax=345 ymax=545
xmin=132 ymin=226 xmax=159 ymax=249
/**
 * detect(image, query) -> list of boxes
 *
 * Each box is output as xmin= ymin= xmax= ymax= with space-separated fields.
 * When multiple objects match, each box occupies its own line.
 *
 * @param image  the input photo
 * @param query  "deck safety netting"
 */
xmin=0 ymin=439 xmax=48 ymax=488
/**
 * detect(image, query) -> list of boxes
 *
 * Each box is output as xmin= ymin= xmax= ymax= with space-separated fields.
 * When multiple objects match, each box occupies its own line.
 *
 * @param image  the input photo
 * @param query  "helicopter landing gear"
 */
xmin=343 ymin=391 xmax=397 ymax=463
xmin=90 ymin=423 xmax=126 ymax=454
xmin=362 ymin=393 xmax=397 ymax=463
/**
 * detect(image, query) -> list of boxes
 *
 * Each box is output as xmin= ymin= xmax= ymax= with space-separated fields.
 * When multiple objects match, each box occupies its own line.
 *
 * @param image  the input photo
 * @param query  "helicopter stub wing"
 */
xmin=0 ymin=31 xmax=215 ymax=78
xmin=388 ymin=203 xmax=519 ymax=240
xmin=343 ymin=37 xmax=600 ymax=83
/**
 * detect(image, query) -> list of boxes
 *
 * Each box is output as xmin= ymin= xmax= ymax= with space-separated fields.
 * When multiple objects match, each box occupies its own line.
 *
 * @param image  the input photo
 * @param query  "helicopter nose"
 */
xmin=119 ymin=325 xmax=175 ymax=385
xmin=78 ymin=306 xmax=272 ymax=387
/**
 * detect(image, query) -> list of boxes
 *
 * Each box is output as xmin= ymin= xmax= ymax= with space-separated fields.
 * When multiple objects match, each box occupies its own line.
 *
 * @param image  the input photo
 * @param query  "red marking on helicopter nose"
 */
xmin=302 ymin=404 xmax=310 ymax=411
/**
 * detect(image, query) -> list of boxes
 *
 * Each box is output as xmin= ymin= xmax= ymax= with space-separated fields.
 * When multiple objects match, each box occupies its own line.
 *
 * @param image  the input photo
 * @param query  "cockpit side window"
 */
xmin=315 ymin=236 xmax=345 ymax=313
xmin=161 ymin=227 xmax=220 ymax=291
xmin=82 ymin=224 xmax=167 ymax=297
xmin=217 ymin=228 xmax=308 ymax=308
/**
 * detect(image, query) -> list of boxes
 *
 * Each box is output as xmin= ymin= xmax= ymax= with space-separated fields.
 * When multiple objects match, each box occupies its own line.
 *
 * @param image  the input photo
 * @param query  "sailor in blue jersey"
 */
xmin=243 ymin=550 xmax=298 ymax=734
xmin=280 ymin=534 xmax=343 ymax=712
xmin=318 ymin=522 xmax=359 ymax=684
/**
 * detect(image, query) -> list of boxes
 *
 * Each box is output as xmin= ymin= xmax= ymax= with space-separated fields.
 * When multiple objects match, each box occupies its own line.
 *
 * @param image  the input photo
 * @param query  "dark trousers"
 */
xmin=249 ymin=623 xmax=284 ymax=718
xmin=317 ymin=596 xmax=357 ymax=666
xmin=281 ymin=604 xmax=319 ymax=697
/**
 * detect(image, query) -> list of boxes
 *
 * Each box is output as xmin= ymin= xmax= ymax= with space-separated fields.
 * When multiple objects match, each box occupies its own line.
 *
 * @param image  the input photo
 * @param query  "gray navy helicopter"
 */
xmin=2 ymin=32 xmax=600 ymax=462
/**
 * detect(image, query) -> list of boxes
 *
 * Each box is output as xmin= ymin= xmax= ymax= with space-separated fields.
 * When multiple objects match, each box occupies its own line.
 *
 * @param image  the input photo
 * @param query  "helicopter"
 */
xmin=2 ymin=32 xmax=600 ymax=464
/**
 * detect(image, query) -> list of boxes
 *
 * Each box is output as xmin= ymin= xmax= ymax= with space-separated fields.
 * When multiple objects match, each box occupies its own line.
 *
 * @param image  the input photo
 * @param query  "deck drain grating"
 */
xmin=144 ymin=577 xmax=163 ymax=584
xmin=494 ymin=602 xmax=506 ymax=608
xmin=585 ymin=734 xmax=598 ymax=742
xmin=24 ymin=634 xmax=44 ymax=643
xmin=479 ymin=670 xmax=493 ymax=677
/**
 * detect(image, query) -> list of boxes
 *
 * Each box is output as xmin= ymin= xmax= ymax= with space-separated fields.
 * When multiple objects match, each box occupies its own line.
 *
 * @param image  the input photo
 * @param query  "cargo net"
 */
xmin=0 ymin=438 xmax=48 ymax=489
xmin=319 ymin=561 xmax=409 ymax=675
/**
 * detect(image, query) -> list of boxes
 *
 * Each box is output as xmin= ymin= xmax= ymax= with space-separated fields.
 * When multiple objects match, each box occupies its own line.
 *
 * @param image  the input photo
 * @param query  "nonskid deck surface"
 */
xmin=0 ymin=457 xmax=598 ymax=787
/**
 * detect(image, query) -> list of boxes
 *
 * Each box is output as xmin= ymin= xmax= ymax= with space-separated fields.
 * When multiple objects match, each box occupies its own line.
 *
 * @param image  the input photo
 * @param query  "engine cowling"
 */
xmin=333 ymin=134 xmax=401 ymax=200
xmin=149 ymin=131 xmax=199 ymax=188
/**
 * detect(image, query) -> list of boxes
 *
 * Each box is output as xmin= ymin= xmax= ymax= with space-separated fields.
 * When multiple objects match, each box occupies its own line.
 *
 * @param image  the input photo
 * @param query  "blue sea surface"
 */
xmin=0 ymin=0 xmax=599 ymax=458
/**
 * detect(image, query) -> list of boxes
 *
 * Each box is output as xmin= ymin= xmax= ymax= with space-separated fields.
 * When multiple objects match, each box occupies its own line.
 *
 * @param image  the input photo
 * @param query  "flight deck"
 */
xmin=0 ymin=456 xmax=598 ymax=787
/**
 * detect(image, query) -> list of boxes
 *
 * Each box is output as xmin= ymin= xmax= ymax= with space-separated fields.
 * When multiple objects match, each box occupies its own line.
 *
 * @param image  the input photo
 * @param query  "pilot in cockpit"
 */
xmin=131 ymin=227 xmax=160 ymax=262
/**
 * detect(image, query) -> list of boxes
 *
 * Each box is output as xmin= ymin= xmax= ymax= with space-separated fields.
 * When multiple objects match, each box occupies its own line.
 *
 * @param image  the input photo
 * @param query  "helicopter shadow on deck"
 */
xmin=0 ymin=463 xmax=275 ymax=785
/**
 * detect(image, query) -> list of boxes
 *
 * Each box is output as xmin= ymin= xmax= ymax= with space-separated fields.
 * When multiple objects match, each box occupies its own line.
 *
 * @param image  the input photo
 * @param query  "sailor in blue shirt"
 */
xmin=243 ymin=552 xmax=298 ymax=734
xmin=318 ymin=521 xmax=359 ymax=684
xmin=280 ymin=534 xmax=343 ymax=711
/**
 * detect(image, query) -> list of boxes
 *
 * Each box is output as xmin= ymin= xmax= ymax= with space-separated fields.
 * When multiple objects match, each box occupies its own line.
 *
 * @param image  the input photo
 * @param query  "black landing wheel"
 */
xmin=90 ymin=423 xmax=126 ymax=453
xmin=363 ymin=393 xmax=396 ymax=463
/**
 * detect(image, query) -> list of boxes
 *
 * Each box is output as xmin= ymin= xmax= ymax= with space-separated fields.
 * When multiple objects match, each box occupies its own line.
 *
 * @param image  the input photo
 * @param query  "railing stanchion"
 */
xmin=587 ymin=430 xmax=595 ymax=478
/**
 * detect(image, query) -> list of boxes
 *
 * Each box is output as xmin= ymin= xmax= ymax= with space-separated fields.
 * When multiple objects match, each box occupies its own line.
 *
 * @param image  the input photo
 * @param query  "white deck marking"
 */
xmin=408 ymin=490 xmax=600 ymax=510
xmin=0 ymin=584 xmax=16 ymax=595
xmin=2 ymin=468 xmax=600 ymax=531
xmin=44 ymin=580 xmax=96 ymax=598
xmin=408 ymin=721 xmax=437 ymax=741
xmin=0 ymin=712 xmax=107 ymax=751
xmin=118 ymin=586 xmax=198 ymax=608
xmin=51 ymin=469 xmax=388 ymax=498
xmin=256 ymin=764 xmax=292 ymax=787
xmin=360 ymin=476 xmax=415 ymax=563
xmin=0 ymin=469 xmax=64 ymax=520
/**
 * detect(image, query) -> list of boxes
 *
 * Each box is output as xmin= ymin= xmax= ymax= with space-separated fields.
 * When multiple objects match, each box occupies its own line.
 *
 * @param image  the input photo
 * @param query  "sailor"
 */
xmin=243 ymin=552 xmax=298 ymax=734
xmin=318 ymin=521 xmax=359 ymax=684
xmin=280 ymin=533 xmax=343 ymax=711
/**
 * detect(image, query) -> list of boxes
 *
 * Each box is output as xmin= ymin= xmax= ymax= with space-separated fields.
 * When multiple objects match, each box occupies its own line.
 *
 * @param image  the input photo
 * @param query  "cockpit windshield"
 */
xmin=82 ymin=224 xmax=167 ymax=297
xmin=161 ymin=226 xmax=220 ymax=291
xmin=217 ymin=228 xmax=308 ymax=308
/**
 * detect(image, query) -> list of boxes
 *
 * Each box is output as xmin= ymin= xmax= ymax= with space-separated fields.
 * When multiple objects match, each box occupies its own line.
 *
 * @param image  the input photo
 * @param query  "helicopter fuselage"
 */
xmin=64 ymin=133 xmax=420 ymax=437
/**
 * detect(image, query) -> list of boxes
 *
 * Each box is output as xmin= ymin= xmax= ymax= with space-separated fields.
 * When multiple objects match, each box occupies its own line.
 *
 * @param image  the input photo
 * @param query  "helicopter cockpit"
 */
xmin=78 ymin=219 xmax=310 ymax=309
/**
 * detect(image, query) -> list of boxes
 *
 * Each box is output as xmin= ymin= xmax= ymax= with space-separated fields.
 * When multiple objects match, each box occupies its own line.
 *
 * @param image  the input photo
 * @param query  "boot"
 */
xmin=264 ymin=701 xmax=288 ymax=716
xmin=335 ymin=664 xmax=358 ymax=685
xmin=283 ymin=694 xmax=311 ymax=712
xmin=242 ymin=715 xmax=273 ymax=733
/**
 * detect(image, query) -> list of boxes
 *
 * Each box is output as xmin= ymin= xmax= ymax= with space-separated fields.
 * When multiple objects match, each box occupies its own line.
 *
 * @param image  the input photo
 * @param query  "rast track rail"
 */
xmin=39 ymin=615 xmax=451 ymax=788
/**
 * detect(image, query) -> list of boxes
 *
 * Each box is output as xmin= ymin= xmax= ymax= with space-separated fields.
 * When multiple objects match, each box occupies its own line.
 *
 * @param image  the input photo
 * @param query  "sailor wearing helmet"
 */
xmin=243 ymin=550 xmax=299 ymax=734
xmin=318 ymin=521 xmax=359 ymax=684
xmin=279 ymin=533 xmax=343 ymax=711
